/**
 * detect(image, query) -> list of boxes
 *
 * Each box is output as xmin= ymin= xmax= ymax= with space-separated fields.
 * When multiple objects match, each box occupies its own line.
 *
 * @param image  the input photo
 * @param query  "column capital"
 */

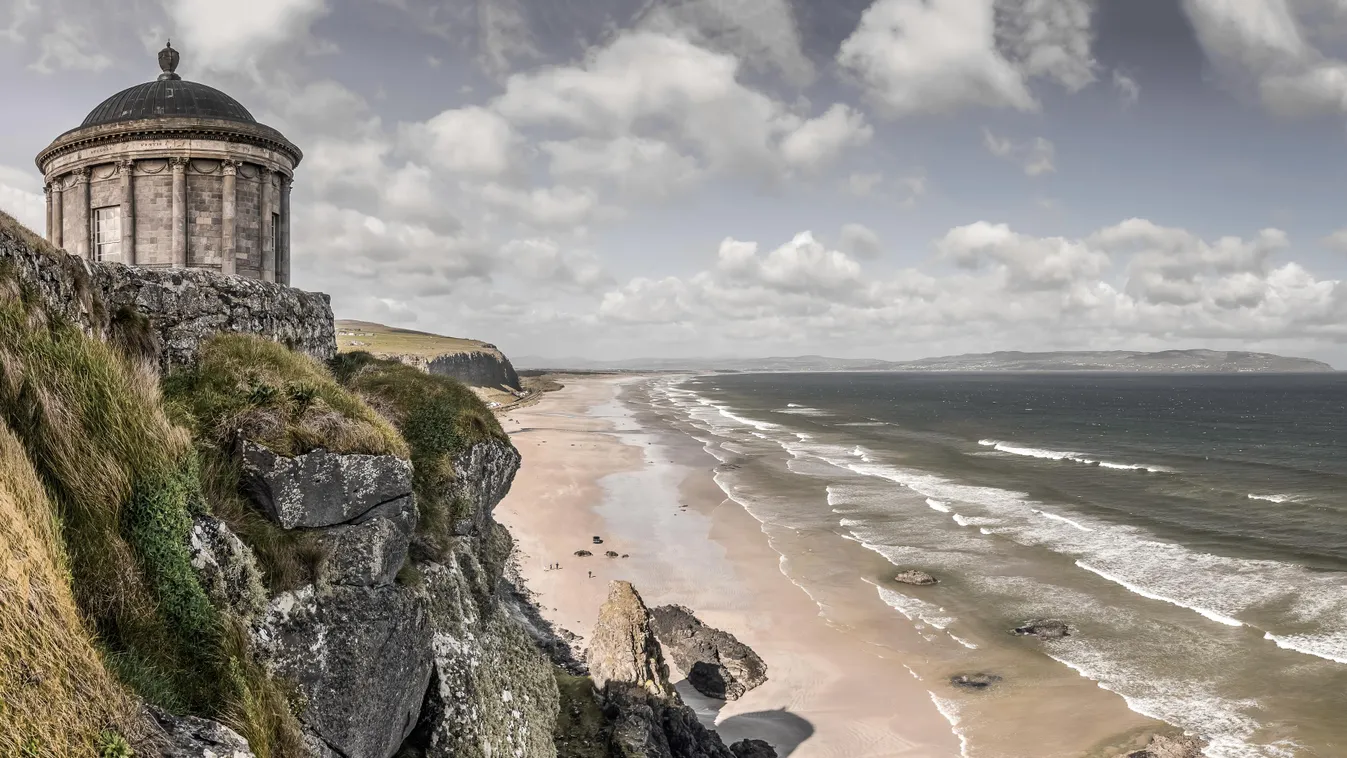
xmin=169 ymin=156 xmax=189 ymax=170
xmin=221 ymin=159 xmax=240 ymax=176
xmin=117 ymin=158 xmax=135 ymax=174
xmin=43 ymin=183 xmax=53 ymax=198
xmin=70 ymin=166 xmax=89 ymax=183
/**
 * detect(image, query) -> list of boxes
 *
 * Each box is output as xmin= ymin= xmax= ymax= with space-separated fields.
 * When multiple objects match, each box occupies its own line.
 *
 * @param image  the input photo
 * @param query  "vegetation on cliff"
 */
xmin=0 ymin=269 xmax=303 ymax=756
xmin=331 ymin=351 xmax=507 ymax=554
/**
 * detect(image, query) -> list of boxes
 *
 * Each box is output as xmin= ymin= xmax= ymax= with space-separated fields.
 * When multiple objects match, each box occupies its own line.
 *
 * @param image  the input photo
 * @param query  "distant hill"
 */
xmin=513 ymin=349 xmax=1335 ymax=373
xmin=335 ymin=320 xmax=523 ymax=394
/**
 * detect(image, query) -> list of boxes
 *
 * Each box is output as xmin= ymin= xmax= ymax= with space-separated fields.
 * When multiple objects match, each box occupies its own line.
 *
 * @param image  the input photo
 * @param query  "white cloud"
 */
xmin=0 ymin=165 xmax=46 ymax=234
xmin=494 ymin=30 xmax=864 ymax=178
xmin=840 ymin=223 xmax=883 ymax=258
xmin=780 ymin=104 xmax=873 ymax=172
xmin=594 ymin=221 xmax=1346 ymax=355
xmin=399 ymin=106 xmax=516 ymax=176
xmin=982 ymin=128 xmax=1056 ymax=176
xmin=164 ymin=0 xmax=331 ymax=73
xmin=635 ymin=0 xmax=816 ymax=86
xmin=479 ymin=183 xmax=601 ymax=228
xmin=29 ymin=19 xmax=112 ymax=73
xmin=848 ymin=172 xmax=884 ymax=197
xmin=541 ymin=137 xmax=702 ymax=198
xmin=1181 ymin=0 xmax=1347 ymax=116
xmin=1322 ymin=228 xmax=1347 ymax=251
xmin=500 ymin=237 xmax=610 ymax=290
xmin=1112 ymin=69 xmax=1140 ymax=105
xmin=838 ymin=0 xmax=1036 ymax=117
xmin=996 ymin=0 xmax=1098 ymax=91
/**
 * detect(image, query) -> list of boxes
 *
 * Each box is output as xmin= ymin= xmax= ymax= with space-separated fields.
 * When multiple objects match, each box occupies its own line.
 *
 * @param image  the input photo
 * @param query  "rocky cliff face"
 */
xmin=383 ymin=350 xmax=523 ymax=391
xmin=0 ymin=215 xmax=335 ymax=369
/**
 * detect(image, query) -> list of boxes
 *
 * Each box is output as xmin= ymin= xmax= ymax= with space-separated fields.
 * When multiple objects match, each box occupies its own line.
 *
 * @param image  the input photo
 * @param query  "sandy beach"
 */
xmin=495 ymin=375 xmax=1158 ymax=758
xmin=496 ymin=375 xmax=961 ymax=757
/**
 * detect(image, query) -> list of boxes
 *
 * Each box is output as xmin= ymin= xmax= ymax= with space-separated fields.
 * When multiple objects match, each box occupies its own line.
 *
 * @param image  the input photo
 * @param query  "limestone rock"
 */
xmin=650 ymin=605 xmax=767 ymax=701
xmin=251 ymin=584 xmax=433 ymax=758
xmin=729 ymin=739 xmax=778 ymax=758
xmin=313 ymin=495 xmax=417 ymax=586
xmin=1125 ymin=734 xmax=1206 ymax=758
xmin=588 ymin=581 xmax=675 ymax=699
xmin=1013 ymin=619 xmax=1071 ymax=639
xmin=188 ymin=515 xmax=266 ymax=625
xmin=445 ymin=438 xmax=521 ymax=538
xmin=151 ymin=708 xmax=255 ymax=758
xmin=893 ymin=570 xmax=938 ymax=586
xmin=240 ymin=440 xmax=412 ymax=528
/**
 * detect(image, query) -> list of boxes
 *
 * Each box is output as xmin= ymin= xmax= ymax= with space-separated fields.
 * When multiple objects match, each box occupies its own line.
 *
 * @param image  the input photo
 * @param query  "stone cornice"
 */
xmin=36 ymin=116 xmax=302 ymax=174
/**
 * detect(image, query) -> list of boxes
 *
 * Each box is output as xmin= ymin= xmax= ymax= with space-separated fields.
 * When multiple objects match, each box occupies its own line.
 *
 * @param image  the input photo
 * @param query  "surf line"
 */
xmin=1075 ymin=560 xmax=1243 ymax=627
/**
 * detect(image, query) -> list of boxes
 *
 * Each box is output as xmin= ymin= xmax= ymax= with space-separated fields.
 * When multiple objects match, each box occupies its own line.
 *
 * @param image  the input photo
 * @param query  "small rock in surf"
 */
xmin=894 ymin=570 xmax=938 ymax=586
xmin=950 ymin=672 xmax=1001 ymax=690
xmin=1012 ymin=620 xmax=1071 ymax=639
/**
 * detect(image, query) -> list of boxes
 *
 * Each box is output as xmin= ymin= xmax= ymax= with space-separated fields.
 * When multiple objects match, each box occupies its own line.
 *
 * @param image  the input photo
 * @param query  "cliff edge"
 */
xmin=336 ymin=320 xmax=522 ymax=392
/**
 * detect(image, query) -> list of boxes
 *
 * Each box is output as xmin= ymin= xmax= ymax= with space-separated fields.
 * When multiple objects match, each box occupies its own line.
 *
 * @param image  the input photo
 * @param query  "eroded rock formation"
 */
xmin=649 ymin=605 xmax=767 ymax=701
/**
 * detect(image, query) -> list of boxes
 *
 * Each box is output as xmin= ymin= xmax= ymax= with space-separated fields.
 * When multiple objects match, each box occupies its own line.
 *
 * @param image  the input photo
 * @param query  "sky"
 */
xmin=2 ymin=0 xmax=1347 ymax=366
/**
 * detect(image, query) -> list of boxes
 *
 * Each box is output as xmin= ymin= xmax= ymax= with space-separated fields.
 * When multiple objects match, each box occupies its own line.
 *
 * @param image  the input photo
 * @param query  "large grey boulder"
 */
xmin=588 ymin=581 xmax=675 ymax=699
xmin=313 ymin=495 xmax=417 ymax=586
xmin=1124 ymin=734 xmax=1206 ymax=758
xmin=604 ymin=681 xmax=735 ymax=758
xmin=650 ymin=605 xmax=767 ymax=701
xmin=447 ymin=438 xmax=521 ymax=538
xmin=730 ymin=739 xmax=778 ymax=758
xmin=188 ymin=515 xmax=267 ymax=625
xmin=240 ymin=440 xmax=412 ymax=528
xmin=151 ymin=708 xmax=255 ymax=758
xmin=251 ymin=584 xmax=433 ymax=758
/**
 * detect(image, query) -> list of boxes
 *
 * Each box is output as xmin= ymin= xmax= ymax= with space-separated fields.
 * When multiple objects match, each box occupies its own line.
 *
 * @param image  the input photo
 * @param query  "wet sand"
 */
xmin=494 ymin=375 xmax=1156 ymax=757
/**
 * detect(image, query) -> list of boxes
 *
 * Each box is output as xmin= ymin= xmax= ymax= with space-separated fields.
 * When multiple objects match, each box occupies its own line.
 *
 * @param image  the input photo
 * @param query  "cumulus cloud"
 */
xmin=541 ymin=137 xmax=702 ymax=197
xmin=164 ymin=0 xmax=332 ymax=74
xmin=1181 ymin=0 xmax=1347 ymax=116
xmin=1323 ymin=228 xmax=1347 ymax=251
xmin=399 ymin=106 xmax=516 ymax=176
xmin=594 ymin=220 xmax=1346 ymax=355
xmin=780 ymin=104 xmax=874 ymax=172
xmin=840 ymin=223 xmax=883 ymax=258
xmin=837 ymin=0 xmax=1100 ymax=118
xmin=982 ymin=128 xmax=1056 ymax=175
xmin=636 ymin=0 xmax=816 ymax=86
xmin=0 ymin=165 xmax=47 ymax=234
xmin=1112 ymin=69 xmax=1140 ymax=105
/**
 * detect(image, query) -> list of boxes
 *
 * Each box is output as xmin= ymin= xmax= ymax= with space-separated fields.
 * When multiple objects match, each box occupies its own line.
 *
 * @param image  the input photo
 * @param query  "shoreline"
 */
xmin=494 ymin=375 xmax=1158 ymax=757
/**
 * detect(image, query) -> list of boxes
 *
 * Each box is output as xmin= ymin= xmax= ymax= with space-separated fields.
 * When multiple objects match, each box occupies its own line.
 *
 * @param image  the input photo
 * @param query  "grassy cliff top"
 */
xmin=335 ymin=320 xmax=502 ymax=360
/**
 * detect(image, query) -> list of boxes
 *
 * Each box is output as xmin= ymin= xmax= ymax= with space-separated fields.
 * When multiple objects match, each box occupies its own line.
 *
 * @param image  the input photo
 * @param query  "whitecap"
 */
xmin=1076 ymin=561 xmax=1243 ymax=627
xmin=978 ymin=438 xmax=1171 ymax=473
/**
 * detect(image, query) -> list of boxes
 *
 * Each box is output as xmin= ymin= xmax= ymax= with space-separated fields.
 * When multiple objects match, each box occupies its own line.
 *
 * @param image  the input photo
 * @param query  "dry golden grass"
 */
xmin=334 ymin=319 xmax=500 ymax=360
xmin=0 ymin=420 xmax=145 ymax=757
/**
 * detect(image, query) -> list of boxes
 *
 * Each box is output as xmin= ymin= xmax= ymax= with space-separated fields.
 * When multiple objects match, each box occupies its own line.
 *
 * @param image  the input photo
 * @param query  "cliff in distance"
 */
xmin=336 ymin=320 xmax=522 ymax=391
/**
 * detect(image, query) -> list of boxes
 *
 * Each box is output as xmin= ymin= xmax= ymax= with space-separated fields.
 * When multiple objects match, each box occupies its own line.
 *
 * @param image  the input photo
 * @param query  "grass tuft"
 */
xmin=164 ymin=334 xmax=408 ymax=459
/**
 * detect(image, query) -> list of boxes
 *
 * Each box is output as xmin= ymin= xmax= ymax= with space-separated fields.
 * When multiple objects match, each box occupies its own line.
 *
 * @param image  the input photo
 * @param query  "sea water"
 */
xmin=638 ymin=372 xmax=1347 ymax=757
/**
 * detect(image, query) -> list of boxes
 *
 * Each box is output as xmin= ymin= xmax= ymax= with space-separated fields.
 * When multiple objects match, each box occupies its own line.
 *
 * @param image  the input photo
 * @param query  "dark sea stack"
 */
xmin=649 ymin=604 xmax=768 ymax=701
xmin=950 ymin=673 xmax=1002 ymax=690
xmin=575 ymin=549 xmax=593 ymax=557
xmin=893 ymin=570 xmax=938 ymax=586
xmin=730 ymin=738 xmax=779 ymax=758
xmin=1013 ymin=620 xmax=1072 ymax=639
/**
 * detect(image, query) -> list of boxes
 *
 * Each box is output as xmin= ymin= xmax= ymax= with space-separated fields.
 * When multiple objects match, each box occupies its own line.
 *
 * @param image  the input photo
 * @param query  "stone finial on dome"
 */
xmin=157 ymin=40 xmax=181 ymax=81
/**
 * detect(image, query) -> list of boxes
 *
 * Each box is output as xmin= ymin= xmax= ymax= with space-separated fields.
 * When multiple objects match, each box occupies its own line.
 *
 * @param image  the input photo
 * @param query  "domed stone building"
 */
xmin=35 ymin=43 xmax=302 ymax=284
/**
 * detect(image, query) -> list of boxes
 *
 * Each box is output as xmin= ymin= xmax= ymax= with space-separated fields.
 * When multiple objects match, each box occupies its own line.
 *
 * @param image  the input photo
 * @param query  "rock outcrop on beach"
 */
xmin=729 ymin=739 xmax=779 ymax=758
xmin=893 ymin=570 xmax=938 ymax=586
xmin=1013 ymin=620 xmax=1072 ymax=639
xmin=589 ymin=582 xmax=677 ymax=698
xmin=950 ymin=673 xmax=1002 ymax=690
xmin=1123 ymin=734 xmax=1206 ymax=758
xmin=650 ymin=604 xmax=768 ymax=701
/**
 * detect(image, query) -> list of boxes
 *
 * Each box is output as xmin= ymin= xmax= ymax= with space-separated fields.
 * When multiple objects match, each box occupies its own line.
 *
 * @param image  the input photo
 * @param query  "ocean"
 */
xmin=640 ymin=372 xmax=1347 ymax=758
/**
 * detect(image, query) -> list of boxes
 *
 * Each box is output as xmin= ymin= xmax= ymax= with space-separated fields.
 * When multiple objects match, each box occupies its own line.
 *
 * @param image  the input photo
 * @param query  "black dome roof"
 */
xmin=81 ymin=79 xmax=256 ymax=128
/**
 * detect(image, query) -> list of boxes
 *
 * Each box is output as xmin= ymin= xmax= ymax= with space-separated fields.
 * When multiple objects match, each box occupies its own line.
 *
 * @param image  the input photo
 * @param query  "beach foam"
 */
xmin=978 ymin=439 xmax=1171 ymax=473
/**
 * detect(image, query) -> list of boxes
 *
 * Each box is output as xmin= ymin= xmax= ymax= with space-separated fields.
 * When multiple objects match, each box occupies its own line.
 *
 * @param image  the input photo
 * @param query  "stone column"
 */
xmin=279 ymin=175 xmax=292 ymax=286
xmin=260 ymin=168 xmax=275 ymax=283
xmin=221 ymin=160 xmax=238 ymax=276
xmin=170 ymin=157 xmax=188 ymax=268
xmin=50 ymin=178 xmax=63 ymax=249
xmin=119 ymin=159 xmax=136 ymax=265
xmin=70 ymin=167 xmax=90 ymax=259
xmin=44 ymin=183 xmax=52 ymax=242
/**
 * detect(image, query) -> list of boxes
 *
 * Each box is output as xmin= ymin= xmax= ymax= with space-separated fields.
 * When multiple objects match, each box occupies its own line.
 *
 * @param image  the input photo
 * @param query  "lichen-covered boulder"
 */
xmin=403 ymin=550 xmax=559 ymax=758
xmin=650 ymin=605 xmax=767 ymax=701
xmin=1124 ymin=733 xmax=1206 ymax=758
xmin=588 ymin=581 xmax=675 ymax=699
xmin=313 ymin=495 xmax=417 ymax=586
xmin=240 ymin=440 xmax=412 ymax=528
xmin=152 ymin=708 xmax=255 ymax=758
xmin=603 ymin=681 xmax=734 ymax=758
xmin=251 ymin=584 xmax=433 ymax=758
xmin=188 ymin=515 xmax=267 ymax=625
xmin=447 ymin=438 xmax=521 ymax=537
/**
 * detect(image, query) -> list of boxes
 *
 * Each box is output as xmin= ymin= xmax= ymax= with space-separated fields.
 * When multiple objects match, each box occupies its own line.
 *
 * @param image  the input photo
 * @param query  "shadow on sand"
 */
xmin=675 ymin=680 xmax=815 ymax=756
